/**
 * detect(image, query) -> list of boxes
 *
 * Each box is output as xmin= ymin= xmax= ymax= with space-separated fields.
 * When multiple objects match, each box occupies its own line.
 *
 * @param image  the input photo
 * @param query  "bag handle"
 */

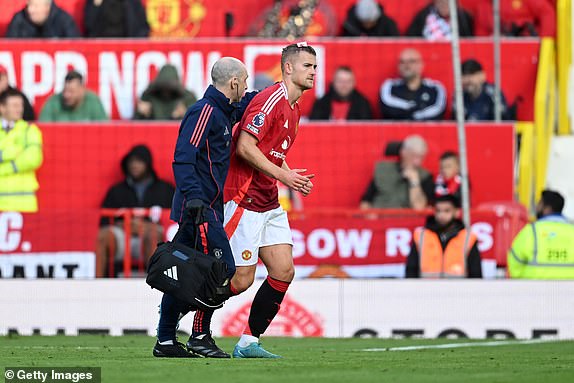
xmin=172 ymin=210 xmax=207 ymax=251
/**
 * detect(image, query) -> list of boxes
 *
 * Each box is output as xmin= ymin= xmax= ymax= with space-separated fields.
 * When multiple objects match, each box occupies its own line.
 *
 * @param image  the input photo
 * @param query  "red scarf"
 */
xmin=435 ymin=174 xmax=461 ymax=197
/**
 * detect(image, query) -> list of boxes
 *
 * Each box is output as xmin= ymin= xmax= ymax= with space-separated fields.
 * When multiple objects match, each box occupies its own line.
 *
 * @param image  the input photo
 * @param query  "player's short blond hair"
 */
xmin=281 ymin=43 xmax=317 ymax=73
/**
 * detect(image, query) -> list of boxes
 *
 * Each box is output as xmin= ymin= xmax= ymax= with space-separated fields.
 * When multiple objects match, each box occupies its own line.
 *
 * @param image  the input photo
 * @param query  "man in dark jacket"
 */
xmin=310 ymin=66 xmax=372 ymax=120
xmin=0 ymin=67 xmax=35 ymax=121
xmin=134 ymin=64 xmax=197 ymax=120
xmin=341 ymin=0 xmax=399 ymax=37
xmin=84 ymin=0 xmax=149 ymax=38
xmin=407 ymin=0 xmax=473 ymax=40
xmin=154 ymin=57 xmax=256 ymax=359
xmin=380 ymin=48 xmax=446 ymax=120
xmin=96 ymin=144 xmax=174 ymax=278
xmin=453 ymin=59 xmax=512 ymax=121
xmin=6 ymin=0 xmax=80 ymax=38
xmin=406 ymin=194 xmax=482 ymax=278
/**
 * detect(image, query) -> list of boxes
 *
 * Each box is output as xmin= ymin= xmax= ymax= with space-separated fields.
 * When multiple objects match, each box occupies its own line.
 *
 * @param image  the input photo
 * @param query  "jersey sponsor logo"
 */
xmin=281 ymin=136 xmax=291 ymax=150
xmin=241 ymin=250 xmax=252 ymax=261
xmin=269 ymin=149 xmax=286 ymax=160
xmin=246 ymin=124 xmax=260 ymax=135
xmin=252 ymin=112 xmax=265 ymax=128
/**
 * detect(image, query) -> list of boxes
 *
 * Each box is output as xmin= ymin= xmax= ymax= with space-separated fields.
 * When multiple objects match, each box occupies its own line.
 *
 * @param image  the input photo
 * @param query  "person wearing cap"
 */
xmin=508 ymin=190 xmax=574 ymax=279
xmin=454 ymin=58 xmax=512 ymax=121
xmin=341 ymin=0 xmax=399 ymax=37
xmin=380 ymin=48 xmax=447 ymax=121
xmin=0 ymin=67 xmax=35 ymax=121
xmin=406 ymin=194 xmax=482 ymax=278
xmin=39 ymin=70 xmax=108 ymax=122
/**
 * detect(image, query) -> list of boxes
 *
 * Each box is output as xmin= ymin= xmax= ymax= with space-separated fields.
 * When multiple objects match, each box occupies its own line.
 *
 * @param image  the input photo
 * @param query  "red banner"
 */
xmin=0 ymin=205 xmax=527 ymax=278
xmin=0 ymin=39 xmax=538 ymax=121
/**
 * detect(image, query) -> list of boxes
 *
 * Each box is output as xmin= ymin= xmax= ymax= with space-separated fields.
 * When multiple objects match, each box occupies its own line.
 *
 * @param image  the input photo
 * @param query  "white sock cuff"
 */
xmin=238 ymin=334 xmax=259 ymax=348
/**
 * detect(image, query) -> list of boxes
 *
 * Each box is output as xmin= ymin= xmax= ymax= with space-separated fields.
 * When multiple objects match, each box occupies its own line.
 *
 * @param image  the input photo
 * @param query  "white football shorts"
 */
xmin=223 ymin=200 xmax=293 ymax=266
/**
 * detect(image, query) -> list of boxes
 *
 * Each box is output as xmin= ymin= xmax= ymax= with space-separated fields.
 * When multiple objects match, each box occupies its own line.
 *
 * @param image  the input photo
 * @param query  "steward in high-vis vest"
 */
xmin=0 ymin=89 xmax=43 ymax=212
xmin=406 ymin=194 xmax=482 ymax=278
xmin=508 ymin=190 xmax=574 ymax=279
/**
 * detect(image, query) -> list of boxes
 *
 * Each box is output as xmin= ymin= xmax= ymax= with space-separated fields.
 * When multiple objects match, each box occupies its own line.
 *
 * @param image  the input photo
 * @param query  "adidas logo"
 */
xmin=164 ymin=266 xmax=178 ymax=281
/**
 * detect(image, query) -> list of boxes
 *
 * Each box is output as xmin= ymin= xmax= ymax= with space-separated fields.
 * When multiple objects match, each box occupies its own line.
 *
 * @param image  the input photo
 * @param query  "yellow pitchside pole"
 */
xmin=556 ymin=0 xmax=572 ymax=135
xmin=533 ymin=38 xmax=557 ymax=199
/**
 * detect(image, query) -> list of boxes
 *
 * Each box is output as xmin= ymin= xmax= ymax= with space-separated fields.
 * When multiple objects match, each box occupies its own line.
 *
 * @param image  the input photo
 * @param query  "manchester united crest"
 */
xmin=241 ymin=250 xmax=252 ymax=261
xmin=146 ymin=0 xmax=207 ymax=38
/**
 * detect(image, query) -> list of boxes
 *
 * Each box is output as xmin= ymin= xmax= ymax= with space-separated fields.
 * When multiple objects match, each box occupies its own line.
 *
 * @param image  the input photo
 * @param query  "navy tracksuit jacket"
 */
xmin=171 ymin=85 xmax=255 ymax=276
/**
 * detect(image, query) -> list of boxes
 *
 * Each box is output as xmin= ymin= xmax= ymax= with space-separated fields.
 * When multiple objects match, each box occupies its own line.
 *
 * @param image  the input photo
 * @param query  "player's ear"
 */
xmin=284 ymin=61 xmax=293 ymax=75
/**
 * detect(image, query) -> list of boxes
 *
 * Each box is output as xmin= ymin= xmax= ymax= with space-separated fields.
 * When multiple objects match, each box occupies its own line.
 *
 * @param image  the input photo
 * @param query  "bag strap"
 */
xmin=172 ymin=213 xmax=192 ymax=244
xmin=172 ymin=213 xmax=207 ymax=251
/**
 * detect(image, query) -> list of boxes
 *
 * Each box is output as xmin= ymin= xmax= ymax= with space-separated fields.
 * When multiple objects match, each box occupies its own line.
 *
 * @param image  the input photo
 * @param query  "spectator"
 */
xmin=134 ymin=64 xmax=197 ymax=120
xmin=6 ymin=0 xmax=80 ymax=38
xmin=406 ymin=0 xmax=473 ymax=40
xmin=435 ymin=151 xmax=463 ymax=201
xmin=96 ymin=144 xmax=175 ymax=277
xmin=360 ymin=135 xmax=434 ymax=211
xmin=39 ymin=71 xmax=107 ymax=122
xmin=406 ymin=194 xmax=482 ymax=278
xmin=84 ymin=0 xmax=150 ymax=38
xmin=0 ymin=88 xmax=43 ymax=212
xmin=380 ymin=48 xmax=446 ymax=121
xmin=508 ymin=190 xmax=574 ymax=279
xmin=502 ymin=0 xmax=556 ymax=37
xmin=453 ymin=59 xmax=512 ymax=121
xmin=309 ymin=66 xmax=372 ymax=121
xmin=341 ymin=0 xmax=399 ymax=37
xmin=0 ymin=66 xmax=35 ymax=121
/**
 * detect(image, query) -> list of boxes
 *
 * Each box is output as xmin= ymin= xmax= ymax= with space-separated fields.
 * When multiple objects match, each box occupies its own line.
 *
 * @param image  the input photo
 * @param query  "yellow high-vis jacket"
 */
xmin=508 ymin=215 xmax=574 ymax=279
xmin=0 ymin=120 xmax=43 ymax=212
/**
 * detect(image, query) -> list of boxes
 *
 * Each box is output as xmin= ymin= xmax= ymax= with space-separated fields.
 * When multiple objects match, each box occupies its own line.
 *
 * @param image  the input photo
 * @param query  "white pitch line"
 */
xmin=361 ymin=338 xmax=559 ymax=352
xmin=0 ymin=346 xmax=132 ymax=350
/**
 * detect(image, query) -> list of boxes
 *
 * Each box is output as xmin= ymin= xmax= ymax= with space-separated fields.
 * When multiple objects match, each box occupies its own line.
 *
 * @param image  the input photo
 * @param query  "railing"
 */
xmin=99 ymin=207 xmax=164 ymax=278
xmin=98 ymin=204 xmax=528 ymax=279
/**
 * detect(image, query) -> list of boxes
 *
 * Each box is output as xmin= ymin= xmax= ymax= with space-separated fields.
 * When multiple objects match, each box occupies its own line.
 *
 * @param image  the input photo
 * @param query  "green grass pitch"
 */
xmin=1 ymin=336 xmax=573 ymax=383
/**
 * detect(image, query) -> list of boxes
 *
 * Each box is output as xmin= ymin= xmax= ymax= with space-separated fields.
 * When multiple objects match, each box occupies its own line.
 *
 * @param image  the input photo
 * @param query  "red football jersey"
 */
xmin=224 ymin=82 xmax=301 ymax=212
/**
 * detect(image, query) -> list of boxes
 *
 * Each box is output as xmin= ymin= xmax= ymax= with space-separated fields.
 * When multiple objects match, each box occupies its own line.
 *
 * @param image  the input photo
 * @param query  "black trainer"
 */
xmin=186 ymin=334 xmax=231 ymax=358
xmin=153 ymin=341 xmax=198 ymax=358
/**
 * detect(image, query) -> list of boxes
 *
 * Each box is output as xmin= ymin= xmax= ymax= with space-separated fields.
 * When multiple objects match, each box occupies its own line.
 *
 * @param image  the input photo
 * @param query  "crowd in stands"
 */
xmin=0 ymin=56 xmax=513 ymax=123
xmin=2 ymin=0 xmax=555 ymax=39
xmin=0 ymin=0 xmax=554 ymax=122
xmin=0 ymin=0 xmax=569 ymax=282
xmin=359 ymin=134 xmax=465 ymax=212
